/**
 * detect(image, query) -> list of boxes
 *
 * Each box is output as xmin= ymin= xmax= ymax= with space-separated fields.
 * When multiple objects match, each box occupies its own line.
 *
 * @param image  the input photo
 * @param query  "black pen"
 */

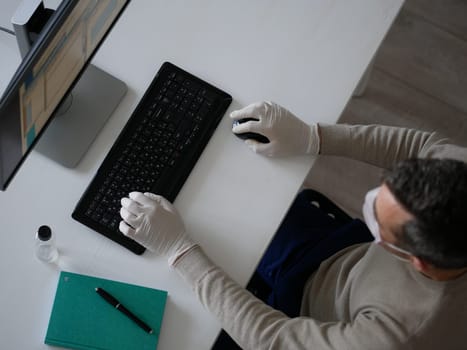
xmin=95 ymin=287 xmax=153 ymax=334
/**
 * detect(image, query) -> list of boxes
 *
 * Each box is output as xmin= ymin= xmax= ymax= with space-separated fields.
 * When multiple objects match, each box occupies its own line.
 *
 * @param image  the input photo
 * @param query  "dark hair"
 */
xmin=383 ymin=158 xmax=467 ymax=269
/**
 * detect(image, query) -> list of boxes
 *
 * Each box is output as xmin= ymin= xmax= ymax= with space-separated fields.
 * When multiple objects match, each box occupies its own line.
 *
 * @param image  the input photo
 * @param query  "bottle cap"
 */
xmin=37 ymin=225 xmax=52 ymax=241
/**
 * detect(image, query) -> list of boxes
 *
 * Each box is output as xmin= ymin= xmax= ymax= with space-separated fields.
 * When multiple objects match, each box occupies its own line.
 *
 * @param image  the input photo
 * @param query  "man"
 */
xmin=119 ymin=101 xmax=467 ymax=349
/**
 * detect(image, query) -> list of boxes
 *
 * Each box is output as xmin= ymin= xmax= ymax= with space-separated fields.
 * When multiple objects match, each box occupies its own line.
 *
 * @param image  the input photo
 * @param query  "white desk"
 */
xmin=0 ymin=1 xmax=403 ymax=349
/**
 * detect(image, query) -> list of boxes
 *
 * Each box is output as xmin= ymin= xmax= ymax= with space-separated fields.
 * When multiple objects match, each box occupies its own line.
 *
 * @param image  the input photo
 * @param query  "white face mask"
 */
xmin=362 ymin=187 xmax=381 ymax=242
xmin=362 ymin=186 xmax=413 ymax=261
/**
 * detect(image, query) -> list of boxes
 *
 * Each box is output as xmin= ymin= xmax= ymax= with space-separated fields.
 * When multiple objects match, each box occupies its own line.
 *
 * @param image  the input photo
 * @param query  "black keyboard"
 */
xmin=72 ymin=62 xmax=232 ymax=254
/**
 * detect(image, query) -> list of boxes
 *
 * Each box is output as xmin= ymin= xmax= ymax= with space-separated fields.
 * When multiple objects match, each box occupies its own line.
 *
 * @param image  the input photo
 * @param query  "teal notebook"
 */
xmin=45 ymin=271 xmax=168 ymax=350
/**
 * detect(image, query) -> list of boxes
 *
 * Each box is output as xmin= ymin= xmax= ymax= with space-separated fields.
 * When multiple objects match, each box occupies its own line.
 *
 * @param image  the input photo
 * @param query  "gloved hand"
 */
xmin=230 ymin=101 xmax=320 ymax=157
xmin=119 ymin=192 xmax=196 ymax=265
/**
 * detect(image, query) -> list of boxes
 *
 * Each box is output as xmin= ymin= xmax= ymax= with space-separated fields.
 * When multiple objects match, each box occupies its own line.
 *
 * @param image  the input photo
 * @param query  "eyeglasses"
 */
xmin=362 ymin=187 xmax=413 ymax=260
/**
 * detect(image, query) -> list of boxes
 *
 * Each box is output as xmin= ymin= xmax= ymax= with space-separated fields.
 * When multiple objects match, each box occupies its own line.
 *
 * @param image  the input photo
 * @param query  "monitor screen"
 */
xmin=0 ymin=0 xmax=130 ymax=190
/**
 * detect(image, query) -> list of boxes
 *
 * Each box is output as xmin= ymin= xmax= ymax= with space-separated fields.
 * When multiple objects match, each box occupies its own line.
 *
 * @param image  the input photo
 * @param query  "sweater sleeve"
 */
xmin=172 ymin=246 xmax=405 ymax=350
xmin=318 ymin=124 xmax=465 ymax=168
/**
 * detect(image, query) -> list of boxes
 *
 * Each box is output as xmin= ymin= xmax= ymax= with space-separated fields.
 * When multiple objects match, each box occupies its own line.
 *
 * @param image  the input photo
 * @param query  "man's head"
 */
xmin=380 ymin=158 xmax=467 ymax=270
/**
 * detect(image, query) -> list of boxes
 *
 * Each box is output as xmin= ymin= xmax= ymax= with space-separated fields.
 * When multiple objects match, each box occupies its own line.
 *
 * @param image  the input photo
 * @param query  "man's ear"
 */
xmin=410 ymin=256 xmax=430 ymax=273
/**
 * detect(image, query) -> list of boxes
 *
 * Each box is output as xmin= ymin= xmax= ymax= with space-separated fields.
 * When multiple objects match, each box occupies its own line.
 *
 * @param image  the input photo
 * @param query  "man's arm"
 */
xmin=318 ymin=123 xmax=462 ymax=168
xmin=229 ymin=101 xmax=467 ymax=167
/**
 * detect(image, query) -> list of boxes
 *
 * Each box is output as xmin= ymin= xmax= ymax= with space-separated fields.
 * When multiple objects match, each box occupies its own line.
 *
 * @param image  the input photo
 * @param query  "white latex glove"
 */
xmin=230 ymin=101 xmax=320 ymax=157
xmin=119 ymin=192 xmax=196 ymax=265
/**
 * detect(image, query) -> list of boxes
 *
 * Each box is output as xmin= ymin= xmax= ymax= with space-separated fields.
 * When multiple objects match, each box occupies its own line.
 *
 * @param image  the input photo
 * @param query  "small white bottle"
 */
xmin=35 ymin=225 xmax=59 ymax=263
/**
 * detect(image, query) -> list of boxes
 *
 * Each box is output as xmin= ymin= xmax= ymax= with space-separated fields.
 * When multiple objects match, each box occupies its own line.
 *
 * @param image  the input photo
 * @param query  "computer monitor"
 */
xmin=0 ymin=0 xmax=130 ymax=190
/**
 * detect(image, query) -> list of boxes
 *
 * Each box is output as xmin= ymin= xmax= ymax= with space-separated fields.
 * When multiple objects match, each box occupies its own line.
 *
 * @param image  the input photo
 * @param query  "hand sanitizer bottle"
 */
xmin=35 ymin=225 xmax=59 ymax=263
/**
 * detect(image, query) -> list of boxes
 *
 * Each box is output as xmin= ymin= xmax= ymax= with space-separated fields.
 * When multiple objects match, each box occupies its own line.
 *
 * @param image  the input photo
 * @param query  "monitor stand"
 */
xmin=34 ymin=65 xmax=127 ymax=168
xmin=12 ymin=0 xmax=127 ymax=168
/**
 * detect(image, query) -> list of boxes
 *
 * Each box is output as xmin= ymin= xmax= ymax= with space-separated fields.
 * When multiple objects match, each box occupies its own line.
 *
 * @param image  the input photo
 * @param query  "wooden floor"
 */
xmin=303 ymin=0 xmax=467 ymax=218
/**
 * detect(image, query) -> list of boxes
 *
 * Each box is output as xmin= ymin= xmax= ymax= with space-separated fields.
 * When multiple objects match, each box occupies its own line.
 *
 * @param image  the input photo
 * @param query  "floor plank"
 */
xmin=341 ymin=69 xmax=467 ymax=146
xmin=404 ymin=0 xmax=467 ymax=41
xmin=374 ymin=10 xmax=467 ymax=115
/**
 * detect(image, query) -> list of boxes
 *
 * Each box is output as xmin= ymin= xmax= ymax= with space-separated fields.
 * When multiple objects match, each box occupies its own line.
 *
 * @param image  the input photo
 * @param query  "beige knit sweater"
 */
xmin=174 ymin=124 xmax=467 ymax=350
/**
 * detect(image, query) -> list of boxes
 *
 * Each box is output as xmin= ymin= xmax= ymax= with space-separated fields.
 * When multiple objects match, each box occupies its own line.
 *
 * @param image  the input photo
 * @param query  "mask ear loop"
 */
xmin=381 ymin=241 xmax=413 ymax=260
